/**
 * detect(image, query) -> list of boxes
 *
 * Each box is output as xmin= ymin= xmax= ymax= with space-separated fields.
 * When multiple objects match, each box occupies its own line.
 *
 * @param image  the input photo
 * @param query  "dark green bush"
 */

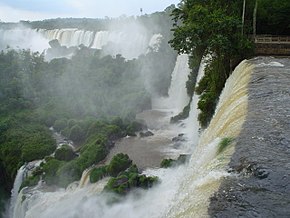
xmin=42 ymin=158 xmax=64 ymax=185
xmin=107 ymin=153 xmax=132 ymax=177
xmin=160 ymin=159 xmax=174 ymax=168
xmin=90 ymin=166 xmax=108 ymax=183
xmin=160 ymin=155 xmax=189 ymax=168
xmin=53 ymin=119 xmax=67 ymax=132
xmin=104 ymin=164 xmax=158 ymax=195
xmin=55 ymin=144 xmax=76 ymax=161
xmin=20 ymin=175 xmax=40 ymax=190
xmin=69 ymin=124 xmax=85 ymax=142
xmin=56 ymin=160 xmax=81 ymax=188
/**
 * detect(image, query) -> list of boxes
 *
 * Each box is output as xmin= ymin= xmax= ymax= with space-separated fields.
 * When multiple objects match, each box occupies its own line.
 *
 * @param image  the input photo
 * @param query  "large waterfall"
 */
xmin=0 ymin=27 xmax=162 ymax=59
xmin=167 ymin=60 xmax=252 ymax=217
xmin=37 ymin=28 xmax=162 ymax=59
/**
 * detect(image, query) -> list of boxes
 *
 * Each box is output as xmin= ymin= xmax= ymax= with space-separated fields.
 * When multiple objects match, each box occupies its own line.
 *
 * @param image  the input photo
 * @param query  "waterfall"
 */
xmin=37 ymin=29 xmax=162 ymax=59
xmin=167 ymin=54 xmax=191 ymax=112
xmin=0 ymin=27 xmax=163 ymax=60
xmin=183 ymin=57 xmax=206 ymax=147
xmin=8 ymin=55 xmax=254 ymax=218
xmin=91 ymin=31 xmax=109 ymax=49
xmin=8 ymin=165 xmax=26 ymax=218
xmin=152 ymin=54 xmax=191 ymax=113
xmin=167 ymin=60 xmax=253 ymax=217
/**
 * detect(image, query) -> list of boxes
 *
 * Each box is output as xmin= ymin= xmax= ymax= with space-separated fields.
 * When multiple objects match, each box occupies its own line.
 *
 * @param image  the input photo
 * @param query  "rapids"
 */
xmin=10 ymin=55 xmax=257 ymax=218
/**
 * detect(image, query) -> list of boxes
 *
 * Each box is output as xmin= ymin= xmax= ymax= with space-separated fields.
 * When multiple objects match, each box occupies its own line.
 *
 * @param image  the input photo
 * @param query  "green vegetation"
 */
xmin=106 ymin=153 xmax=132 ymax=177
xmin=217 ymin=137 xmax=233 ymax=154
xmin=170 ymin=0 xmax=254 ymax=127
xmin=252 ymin=0 xmax=290 ymax=35
xmin=170 ymin=102 xmax=190 ymax=123
xmin=55 ymin=145 xmax=76 ymax=161
xmin=88 ymin=153 xmax=158 ymax=195
xmin=90 ymin=166 xmax=108 ymax=183
xmin=0 ymin=43 xmax=174 ymax=191
xmin=160 ymin=154 xmax=188 ymax=168
xmin=170 ymin=0 xmax=290 ymax=127
xmin=160 ymin=159 xmax=175 ymax=168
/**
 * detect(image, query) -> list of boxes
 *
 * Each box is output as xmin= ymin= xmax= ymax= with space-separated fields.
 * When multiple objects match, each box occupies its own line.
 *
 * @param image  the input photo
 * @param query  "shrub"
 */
xmin=42 ymin=158 xmax=64 ymax=185
xmin=107 ymin=153 xmax=132 ymax=177
xmin=104 ymin=164 xmax=158 ymax=195
xmin=20 ymin=175 xmax=40 ymax=190
xmin=77 ymin=143 xmax=108 ymax=172
xmin=69 ymin=124 xmax=85 ymax=142
xmin=56 ymin=160 xmax=82 ymax=188
xmin=55 ymin=144 xmax=76 ymax=161
xmin=90 ymin=166 xmax=107 ymax=183
xmin=160 ymin=155 xmax=189 ymax=168
xmin=53 ymin=119 xmax=67 ymax=132
xmin=160 ymin=159 xmax=174 ymax=168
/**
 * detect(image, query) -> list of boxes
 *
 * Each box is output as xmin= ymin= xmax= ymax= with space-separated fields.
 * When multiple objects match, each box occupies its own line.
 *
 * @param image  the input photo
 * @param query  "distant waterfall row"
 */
xmin=37 ymin=28 xmax=163 ymax=59
xmin=0 ymin=28 xmax=163 ymax=59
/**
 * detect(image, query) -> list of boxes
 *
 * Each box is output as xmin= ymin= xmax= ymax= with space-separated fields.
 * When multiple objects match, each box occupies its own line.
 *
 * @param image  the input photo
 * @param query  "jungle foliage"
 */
xmin=0 ymin=38 xmax=175 ymax=191
xmin=170 ymin=0 xmax=290 ymax=127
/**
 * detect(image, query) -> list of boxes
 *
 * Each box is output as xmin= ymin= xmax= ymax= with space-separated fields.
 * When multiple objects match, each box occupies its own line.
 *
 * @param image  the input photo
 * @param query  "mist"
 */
xmin=0 ymin=25 xmax=49 ymax=52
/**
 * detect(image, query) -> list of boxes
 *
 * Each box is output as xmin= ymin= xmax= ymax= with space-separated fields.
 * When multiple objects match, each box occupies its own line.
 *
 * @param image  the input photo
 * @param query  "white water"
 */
xmin=10 ymin=54 xmax=252 ymax=217
xmin=183 ymin=58 xmax=206 ymax=148
xmin=11 ymin=51 xmax=202 ymax=218
xmin=8 ymin=166 xmax=25 ymax=218
xmin=0 ymin=27 xmax=162 ymax=60
xmin=152 ymin=54 xmax=191 ymax=114
xmin=38 ymin=28 xmax=163 ymax=59
xmin=167 ymin=60 xmax=252 ymax=217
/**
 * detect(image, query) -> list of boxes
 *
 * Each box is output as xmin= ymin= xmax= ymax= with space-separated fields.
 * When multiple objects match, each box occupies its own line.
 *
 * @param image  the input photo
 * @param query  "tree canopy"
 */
xmin=170 ymin=0 xmax=253 ymax=127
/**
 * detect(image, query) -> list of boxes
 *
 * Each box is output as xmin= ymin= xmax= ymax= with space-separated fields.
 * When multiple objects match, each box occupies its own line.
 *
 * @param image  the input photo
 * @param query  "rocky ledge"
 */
xmin=209 ymin=57 xmax=290 ymax=218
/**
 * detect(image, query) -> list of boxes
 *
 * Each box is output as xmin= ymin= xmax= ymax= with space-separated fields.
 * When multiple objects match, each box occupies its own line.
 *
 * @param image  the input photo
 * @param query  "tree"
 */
xmin=170 ymin=0 xmax=253 ymax=127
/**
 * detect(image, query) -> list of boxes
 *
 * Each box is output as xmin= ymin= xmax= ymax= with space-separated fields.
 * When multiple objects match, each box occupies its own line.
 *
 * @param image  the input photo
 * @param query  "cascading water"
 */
xmin=11 ymin=52 xmax=201 ymax=218
xmin=167 ymin=54 xmax=191 ymax=112
xmin=38 ymin=29 xmax=95 ymax=48
xmin=8 ymin=165 xmax=26 ymax=218
xmin=38 ymin=28 xmax=163 ymax=59
xmin=152 ymin=54 xmax=191 ymax=113
xmin=182 ymin=57 xmax=206 ymax=147
xmin=0 ymin=27 xmax=163 ymax=60
xmin=167 ymin=60 xmax=253 ymax=217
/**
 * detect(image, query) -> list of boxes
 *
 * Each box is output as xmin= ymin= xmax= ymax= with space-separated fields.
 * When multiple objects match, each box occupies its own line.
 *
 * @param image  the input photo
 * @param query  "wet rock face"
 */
xmin=209 ymin=57 xmax=290 ymax=217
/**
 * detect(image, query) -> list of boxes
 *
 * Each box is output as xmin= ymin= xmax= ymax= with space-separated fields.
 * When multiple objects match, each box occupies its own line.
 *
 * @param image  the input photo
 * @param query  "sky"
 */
xmin=0 ymin=0 xmax=180 ymax=22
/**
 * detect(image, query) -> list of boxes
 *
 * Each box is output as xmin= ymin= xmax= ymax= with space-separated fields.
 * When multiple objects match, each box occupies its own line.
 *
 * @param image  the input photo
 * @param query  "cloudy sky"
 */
xmin=0 ymin=0 xmax=180 ymax=22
